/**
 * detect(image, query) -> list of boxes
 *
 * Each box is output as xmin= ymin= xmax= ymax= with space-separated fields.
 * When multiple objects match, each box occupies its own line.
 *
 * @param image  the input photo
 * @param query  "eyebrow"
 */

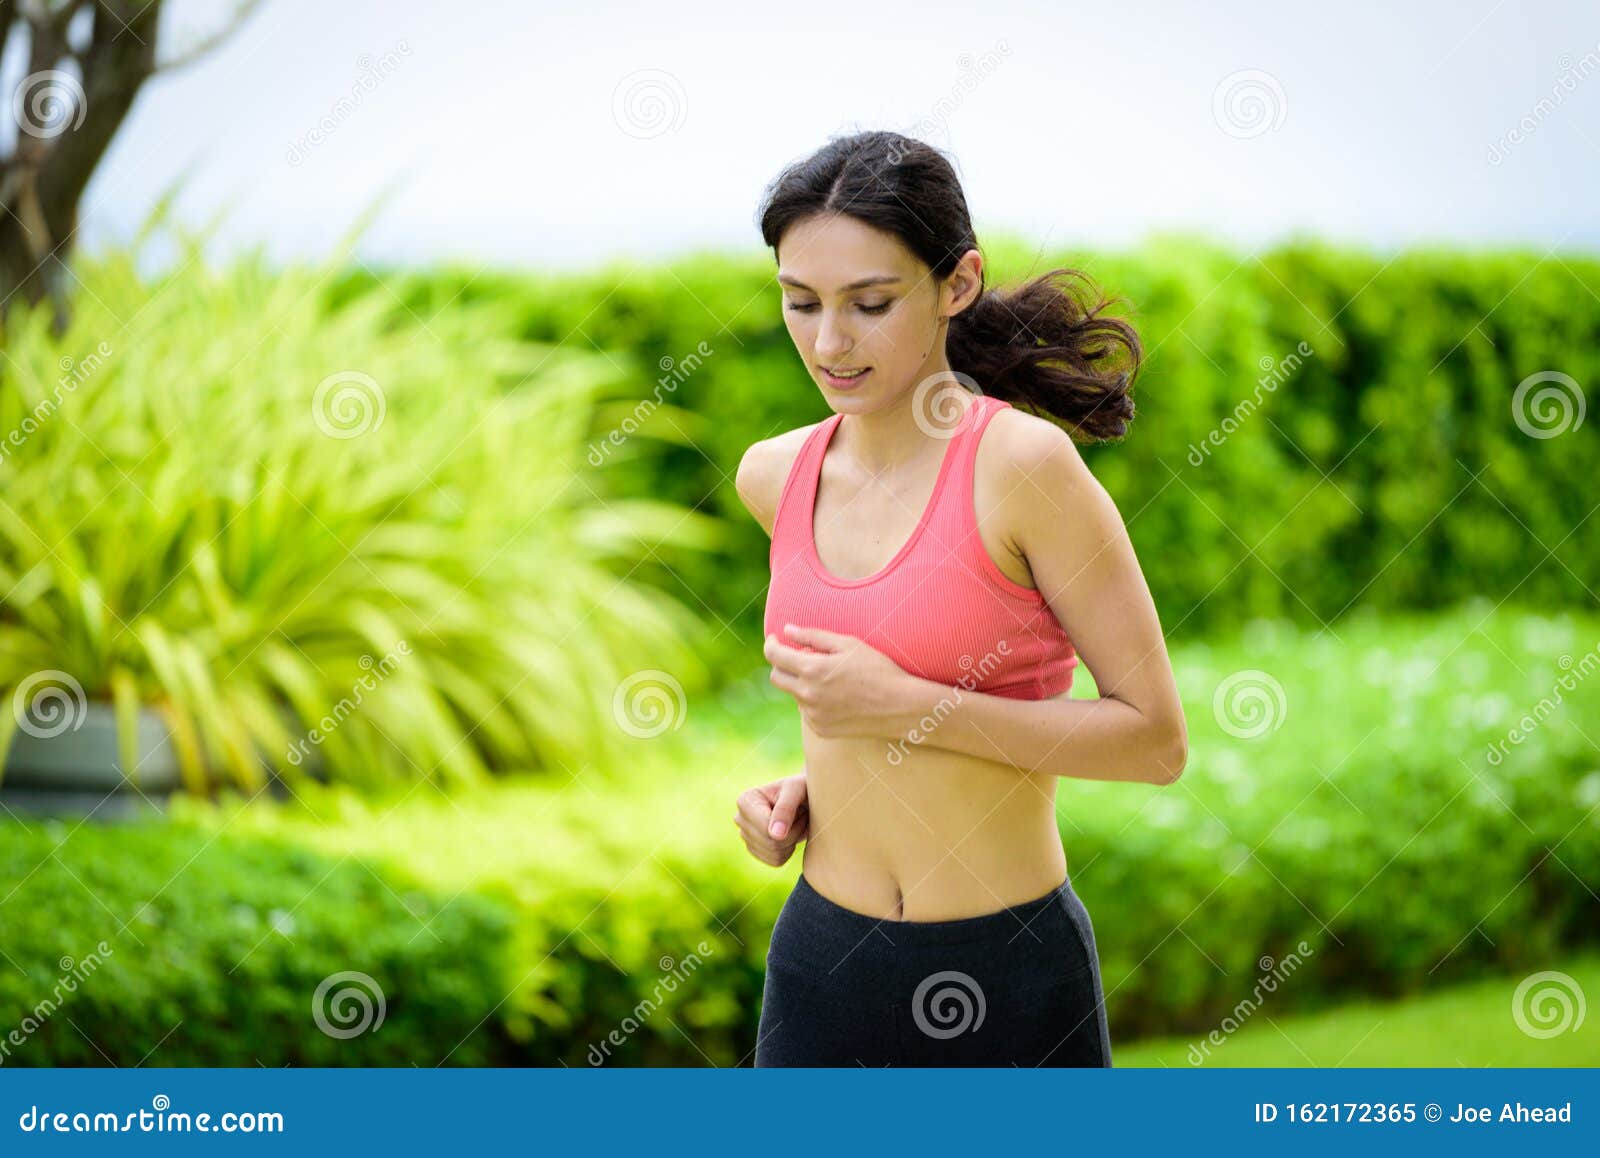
xmin=776 ymin=273 xmax=903 ymax=292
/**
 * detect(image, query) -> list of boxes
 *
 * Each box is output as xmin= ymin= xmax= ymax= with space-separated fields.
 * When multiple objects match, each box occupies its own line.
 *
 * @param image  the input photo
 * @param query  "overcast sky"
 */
xmin=7 ymin=0 xmax=1596 ymax=270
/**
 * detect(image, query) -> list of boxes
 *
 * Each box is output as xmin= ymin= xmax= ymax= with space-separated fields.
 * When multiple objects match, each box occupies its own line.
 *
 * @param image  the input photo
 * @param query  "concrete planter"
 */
xmin=1 ymin=701 xmax=323 ymax=819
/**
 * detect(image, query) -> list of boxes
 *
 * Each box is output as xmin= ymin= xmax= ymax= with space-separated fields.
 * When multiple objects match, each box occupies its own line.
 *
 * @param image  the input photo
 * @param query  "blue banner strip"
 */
xmin=3 ymin=1068 xmax=1595 ymax=1153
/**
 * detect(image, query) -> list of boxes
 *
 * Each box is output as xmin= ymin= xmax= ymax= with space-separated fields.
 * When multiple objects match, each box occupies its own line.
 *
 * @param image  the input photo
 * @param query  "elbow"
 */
xmin=1151 ymin=723 xmax=1188 ymax=785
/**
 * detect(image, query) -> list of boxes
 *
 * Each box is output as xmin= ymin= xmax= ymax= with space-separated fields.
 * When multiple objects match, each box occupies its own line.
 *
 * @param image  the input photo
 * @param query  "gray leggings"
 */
xmin=755 ymin=870 xmax=1113 ymax=1067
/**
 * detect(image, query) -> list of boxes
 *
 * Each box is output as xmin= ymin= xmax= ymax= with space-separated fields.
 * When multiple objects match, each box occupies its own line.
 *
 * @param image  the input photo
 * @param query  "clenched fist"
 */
xmin=734 ymin=772 xmax=809 ymax=867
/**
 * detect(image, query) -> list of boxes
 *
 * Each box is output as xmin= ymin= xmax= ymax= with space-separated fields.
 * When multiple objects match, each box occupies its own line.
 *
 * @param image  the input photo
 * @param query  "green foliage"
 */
xmin=0 ymin=822 xmax=515 ymax=1065
xmin=1064 ymin=600 xmax=1600 ymax=1037
xmin=2 ymin=604 xmax=1573 ymax=1066
xmin=339 ymin=237 xmax=1600 ymax=664
xmin=173 ymin=730 xmax=786 ymax=1066
xmin=0 ymin=239 xmax=724 ymax=792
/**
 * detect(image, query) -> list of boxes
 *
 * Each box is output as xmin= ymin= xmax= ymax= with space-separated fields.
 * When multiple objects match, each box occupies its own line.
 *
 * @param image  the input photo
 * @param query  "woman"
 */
xmin=732 ymin=130 xmax=1186 ymax=1067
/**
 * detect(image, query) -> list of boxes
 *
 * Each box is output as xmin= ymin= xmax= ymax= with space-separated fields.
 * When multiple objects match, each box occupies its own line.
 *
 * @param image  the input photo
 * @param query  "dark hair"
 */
xmin=757 ymin=130 xmax=1142 ymax=441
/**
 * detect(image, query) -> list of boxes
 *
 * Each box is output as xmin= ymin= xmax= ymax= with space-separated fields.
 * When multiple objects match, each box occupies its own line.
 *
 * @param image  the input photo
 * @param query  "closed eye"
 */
xmin=784 ymin=301 xmax=893 ymax=315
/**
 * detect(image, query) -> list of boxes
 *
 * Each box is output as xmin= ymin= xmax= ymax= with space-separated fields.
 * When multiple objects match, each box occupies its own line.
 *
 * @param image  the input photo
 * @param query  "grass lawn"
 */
xmin=1116 ymin=953 xmax=1600 ymax=1067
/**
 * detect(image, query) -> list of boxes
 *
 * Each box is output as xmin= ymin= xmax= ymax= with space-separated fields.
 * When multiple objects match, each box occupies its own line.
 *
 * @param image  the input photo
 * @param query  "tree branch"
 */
xmin=152 ymin=0 xmax=262 ymax=74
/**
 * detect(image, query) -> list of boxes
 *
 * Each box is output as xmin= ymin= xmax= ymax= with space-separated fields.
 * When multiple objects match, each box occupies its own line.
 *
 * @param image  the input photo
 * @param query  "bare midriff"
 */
xmin=796 ymin=688 xmax=1071 ymax=922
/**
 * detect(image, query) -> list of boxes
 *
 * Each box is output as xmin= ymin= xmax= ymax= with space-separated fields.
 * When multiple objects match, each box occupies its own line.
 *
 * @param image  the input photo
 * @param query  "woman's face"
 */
xmin=775 ymin=213 xmax=979 ymax=409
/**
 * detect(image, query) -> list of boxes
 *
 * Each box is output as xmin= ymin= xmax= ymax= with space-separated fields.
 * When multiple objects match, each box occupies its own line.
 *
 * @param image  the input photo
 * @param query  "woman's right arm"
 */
xmin=731 ymin=434 xmax=813 ymax=865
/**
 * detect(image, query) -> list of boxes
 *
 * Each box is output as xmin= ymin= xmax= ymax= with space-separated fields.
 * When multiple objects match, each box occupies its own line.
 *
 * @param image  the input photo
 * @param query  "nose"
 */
xmin=813 ymin=308 xmax=854 ymax=363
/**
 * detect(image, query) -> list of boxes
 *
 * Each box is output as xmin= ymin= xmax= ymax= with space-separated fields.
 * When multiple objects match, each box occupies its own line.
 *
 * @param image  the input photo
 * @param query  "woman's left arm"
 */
xmin=765 ymin=417 xmax=1187 ymax=786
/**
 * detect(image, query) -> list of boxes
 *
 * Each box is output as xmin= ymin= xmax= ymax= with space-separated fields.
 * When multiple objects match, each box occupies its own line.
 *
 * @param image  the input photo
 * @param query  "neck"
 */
xmin=833 ymin=356 xmax=974 ymax=476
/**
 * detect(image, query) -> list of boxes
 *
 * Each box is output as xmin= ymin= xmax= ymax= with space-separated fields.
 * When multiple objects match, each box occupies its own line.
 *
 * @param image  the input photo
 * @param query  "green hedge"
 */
xmin=338 ymin=237 xmax=1600 ymax=673
xmin=2 ymin=604 xmax=1573 ymax=1065
xmin=0 ymin=823 xmax=515 ymax=1065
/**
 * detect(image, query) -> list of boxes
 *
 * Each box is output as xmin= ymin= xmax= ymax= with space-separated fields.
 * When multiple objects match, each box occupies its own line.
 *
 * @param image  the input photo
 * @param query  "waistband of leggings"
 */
xmin=791 ymin=870 xmax=1074 ymax=946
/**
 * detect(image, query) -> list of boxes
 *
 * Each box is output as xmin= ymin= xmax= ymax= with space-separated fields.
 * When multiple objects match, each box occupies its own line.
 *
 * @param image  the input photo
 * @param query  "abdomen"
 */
xmin=796 ymin=714 xmax=1070 ymax=922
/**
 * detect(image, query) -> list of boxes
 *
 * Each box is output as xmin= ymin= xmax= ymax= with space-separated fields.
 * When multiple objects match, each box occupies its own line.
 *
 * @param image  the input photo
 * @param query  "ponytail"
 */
xmin=949 ymin=267 xmax=1141 ymax=442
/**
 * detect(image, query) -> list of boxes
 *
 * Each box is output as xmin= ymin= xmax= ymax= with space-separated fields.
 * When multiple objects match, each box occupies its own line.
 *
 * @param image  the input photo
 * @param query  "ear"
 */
xmin=943 ymin=248 xmax=984 ymax=319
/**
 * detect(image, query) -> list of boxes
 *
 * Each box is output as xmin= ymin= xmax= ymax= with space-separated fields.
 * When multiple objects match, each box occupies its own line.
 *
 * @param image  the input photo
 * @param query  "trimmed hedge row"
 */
xmin=37 ymin=604 xmax=1574 ymax=1068
xmin=337 ymin=238 xmax=1600 ymax=675
xmin=0 ymin=823 xmax=514 ymax=1066
xmin=3 ymin=604 xmax=1582 ymax=1065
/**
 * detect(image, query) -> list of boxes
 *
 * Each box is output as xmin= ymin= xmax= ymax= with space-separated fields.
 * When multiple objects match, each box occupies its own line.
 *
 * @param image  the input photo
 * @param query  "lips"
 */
xmin=821 ymin=366 xmax=872 ymax=389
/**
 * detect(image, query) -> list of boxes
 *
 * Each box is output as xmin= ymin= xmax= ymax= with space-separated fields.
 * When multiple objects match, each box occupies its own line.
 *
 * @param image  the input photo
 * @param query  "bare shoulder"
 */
xmin=975 ymin=404 xmax=1111 ymax=576
xmin=736 ymin=421 xmax=823 ymax=538
xmin=979 ymin=404 xmax=1098 ymax=498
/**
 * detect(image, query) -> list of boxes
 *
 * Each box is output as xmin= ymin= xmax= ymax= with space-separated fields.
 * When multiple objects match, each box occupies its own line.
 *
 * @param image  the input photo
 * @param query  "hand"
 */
xmin=735 ymin=773 xmax=809 ymax=867
xmin=765 ymin=623 xmax=917 ymax=739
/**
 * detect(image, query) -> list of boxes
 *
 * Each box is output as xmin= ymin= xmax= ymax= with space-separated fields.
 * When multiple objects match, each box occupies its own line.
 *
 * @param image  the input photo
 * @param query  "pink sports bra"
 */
xmin=763 ymin=391 xmax=1078 ymax=701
